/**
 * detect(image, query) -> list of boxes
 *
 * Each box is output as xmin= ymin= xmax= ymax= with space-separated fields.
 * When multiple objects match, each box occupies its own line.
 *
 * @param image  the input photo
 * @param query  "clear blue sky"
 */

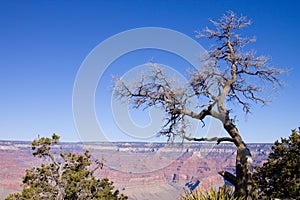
xmin=0 ymin=0 xmax=299 ymax=143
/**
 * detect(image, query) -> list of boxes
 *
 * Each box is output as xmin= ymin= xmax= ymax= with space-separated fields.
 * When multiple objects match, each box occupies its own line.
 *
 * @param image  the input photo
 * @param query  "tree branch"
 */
xmin=218 ymin=171 xmax=237 ymax=187
xmin=183 ymin=135 xmax=236 ymax=144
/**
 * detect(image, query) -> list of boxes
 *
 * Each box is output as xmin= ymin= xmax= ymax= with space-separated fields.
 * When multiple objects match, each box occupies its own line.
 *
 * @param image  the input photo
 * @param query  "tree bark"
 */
xmin=223 ymin=118 xmax=253 ymax=199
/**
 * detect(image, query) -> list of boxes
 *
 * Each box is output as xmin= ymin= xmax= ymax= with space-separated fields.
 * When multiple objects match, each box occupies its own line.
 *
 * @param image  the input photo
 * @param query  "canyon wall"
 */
xmin=0 ymin=141 xmax=272 ymax=200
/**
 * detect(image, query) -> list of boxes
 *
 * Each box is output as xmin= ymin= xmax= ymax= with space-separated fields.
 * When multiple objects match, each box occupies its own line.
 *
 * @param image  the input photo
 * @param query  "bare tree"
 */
xmin=113 ymin=11 xmax=286 ymax=199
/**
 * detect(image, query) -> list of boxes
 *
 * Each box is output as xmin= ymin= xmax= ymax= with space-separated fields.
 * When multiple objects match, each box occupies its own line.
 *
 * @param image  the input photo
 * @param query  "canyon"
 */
xmin=0 ymin=141 xmax=272 ymax=200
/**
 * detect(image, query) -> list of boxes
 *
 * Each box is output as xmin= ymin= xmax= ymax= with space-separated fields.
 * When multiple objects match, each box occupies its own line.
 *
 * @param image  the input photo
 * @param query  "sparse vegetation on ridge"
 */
xmin=5 ymin=134 xmax=127 ymax=200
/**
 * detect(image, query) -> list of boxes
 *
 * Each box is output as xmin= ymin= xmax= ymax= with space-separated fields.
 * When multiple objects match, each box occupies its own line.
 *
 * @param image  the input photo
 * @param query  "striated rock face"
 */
xmin=0 ymin=141 xmax=272 ymax=200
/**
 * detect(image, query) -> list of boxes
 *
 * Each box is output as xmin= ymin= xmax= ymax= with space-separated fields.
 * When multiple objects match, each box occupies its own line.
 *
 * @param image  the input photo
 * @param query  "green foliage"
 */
xmin=180 ymin=186 xmax=244 ymax=200
xmin=252 ymin=128 xmax=300 ymax=199
xmin=6 ymin=134 xmax=127 ymax=200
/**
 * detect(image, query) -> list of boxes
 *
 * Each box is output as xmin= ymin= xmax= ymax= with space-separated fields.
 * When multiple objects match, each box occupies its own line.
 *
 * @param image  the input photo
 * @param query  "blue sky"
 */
xmin=0 ymin=0 xmax=299 ymax=143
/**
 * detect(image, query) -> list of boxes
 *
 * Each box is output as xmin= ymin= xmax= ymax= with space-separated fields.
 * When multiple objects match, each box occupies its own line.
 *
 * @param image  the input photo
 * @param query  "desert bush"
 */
xmin=180 ymin=186 xmax=244 ymax=200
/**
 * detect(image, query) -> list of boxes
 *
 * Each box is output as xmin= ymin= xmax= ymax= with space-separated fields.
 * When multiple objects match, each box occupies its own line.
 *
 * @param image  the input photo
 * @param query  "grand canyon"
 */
xmin=0 ymin=141 xmax=272 ymax=199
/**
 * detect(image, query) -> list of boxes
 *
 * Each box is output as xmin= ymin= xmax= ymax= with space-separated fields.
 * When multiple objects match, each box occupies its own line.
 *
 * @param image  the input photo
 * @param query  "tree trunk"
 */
xmin=56 ymin=162 xmax=65 ymax=200
xmin=223 ymin=118 xmax=253 ymax=199
xmin=236 ymin=145 xmax=253 ymax=199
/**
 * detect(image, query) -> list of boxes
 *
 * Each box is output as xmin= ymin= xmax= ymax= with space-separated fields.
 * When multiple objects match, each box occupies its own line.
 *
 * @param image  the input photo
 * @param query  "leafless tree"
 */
xmin=113 ymin=11 xmax=286 ymax=199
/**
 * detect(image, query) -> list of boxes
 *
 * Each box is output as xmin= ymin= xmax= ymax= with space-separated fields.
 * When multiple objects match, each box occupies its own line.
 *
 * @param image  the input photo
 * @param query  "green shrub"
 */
xmin=180 ymin=186 xmax=244 ymax=200
xmin=5 ymin=134 xmax=127 ymax=200
xmin=252 ymin=128 xmax=300 ymax=199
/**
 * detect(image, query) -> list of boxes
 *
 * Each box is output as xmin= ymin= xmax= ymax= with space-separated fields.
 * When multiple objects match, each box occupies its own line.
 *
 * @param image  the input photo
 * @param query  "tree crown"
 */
xmin=114 ymin=11 xmax=286 ymax=141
